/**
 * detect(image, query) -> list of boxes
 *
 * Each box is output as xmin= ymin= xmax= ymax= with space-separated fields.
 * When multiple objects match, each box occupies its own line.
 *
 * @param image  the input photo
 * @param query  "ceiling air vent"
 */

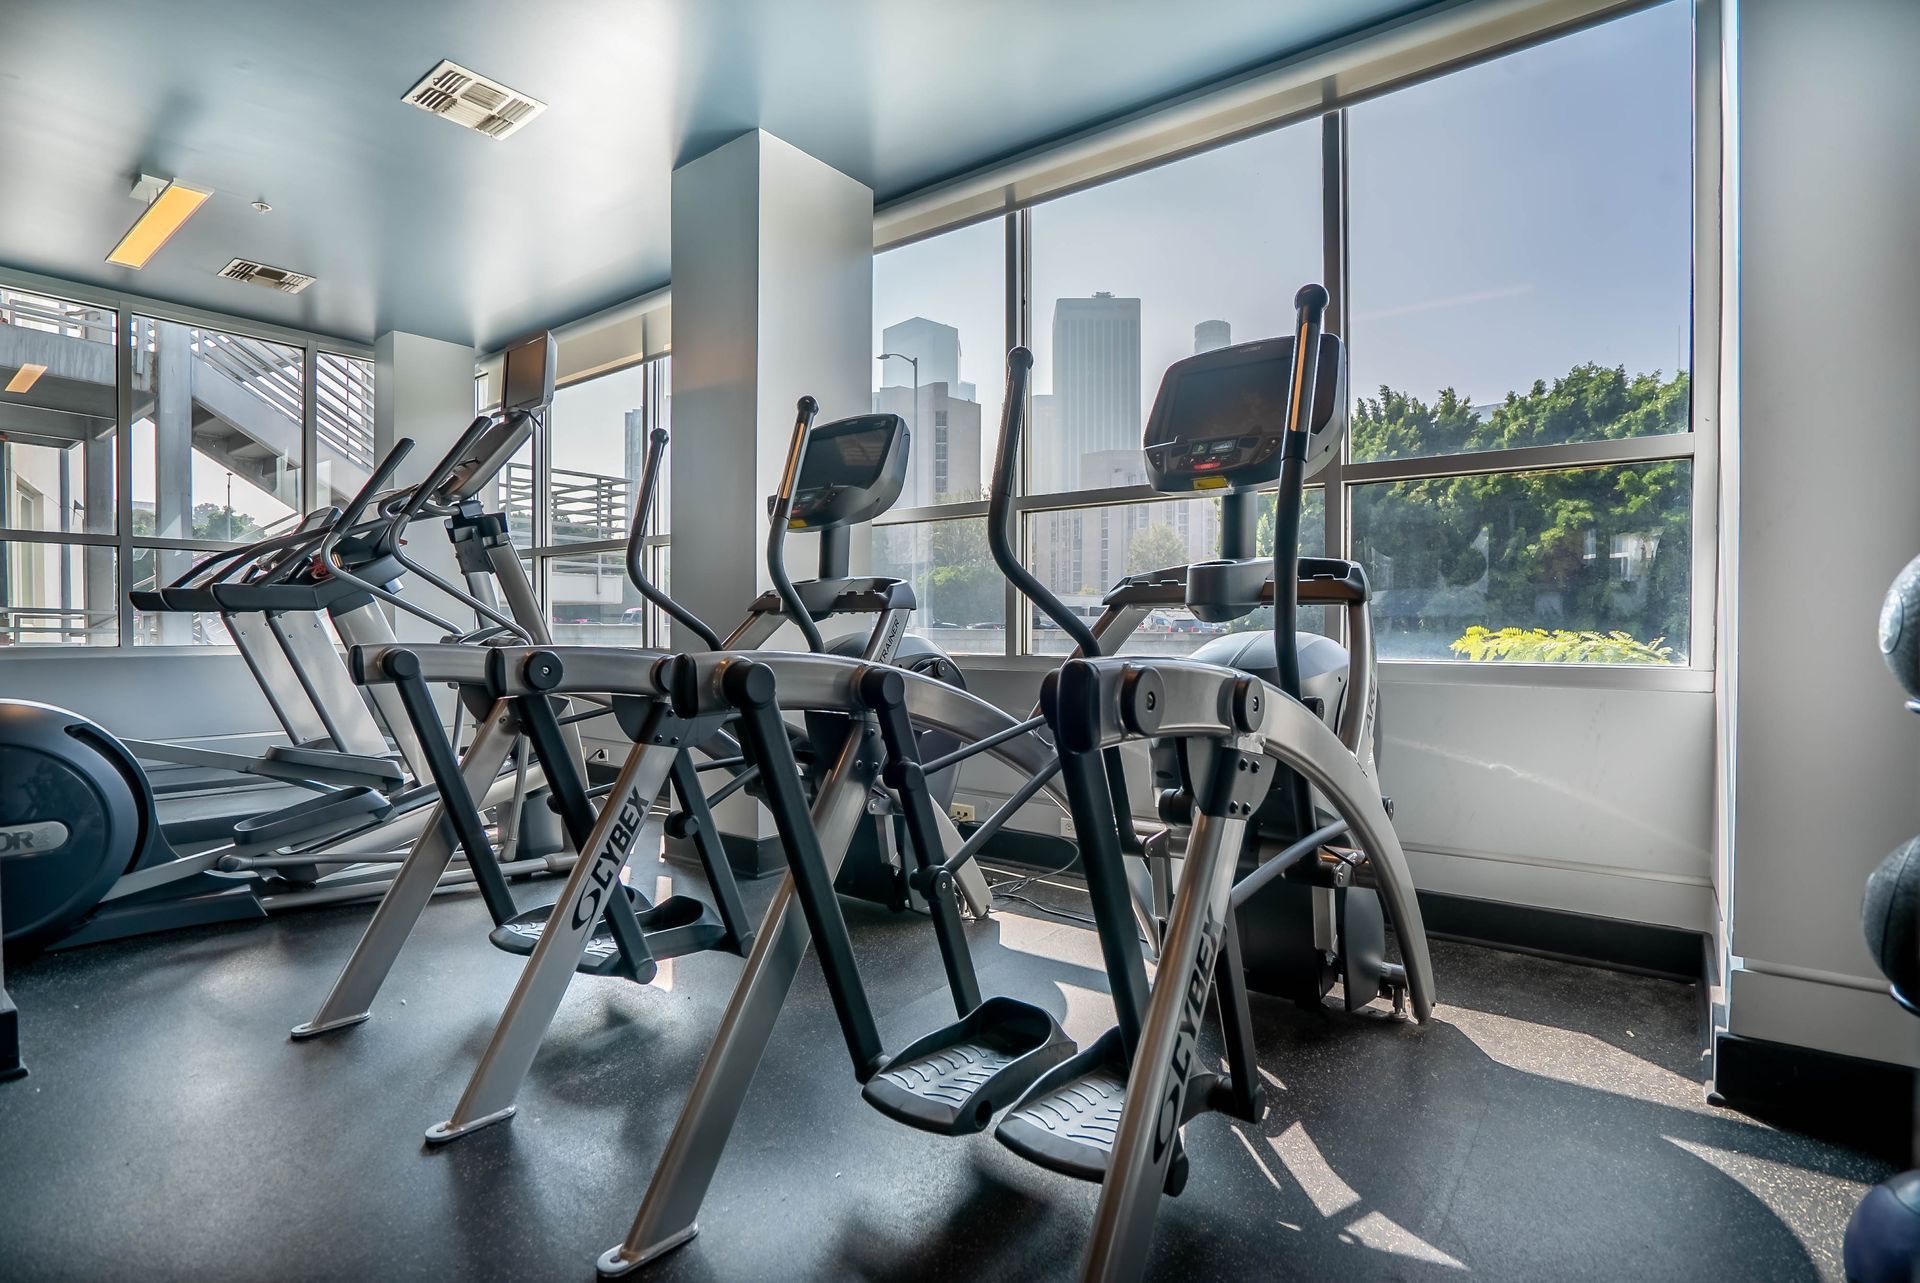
xmin=218 ymin=259 xmax=317 ymax=294
xmin=402 ymin=59 xmax=546 ymax=140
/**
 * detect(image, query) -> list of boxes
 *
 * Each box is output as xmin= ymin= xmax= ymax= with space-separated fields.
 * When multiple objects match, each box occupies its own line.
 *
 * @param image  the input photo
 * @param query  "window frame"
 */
xmin=0 ymin=264 xmax=374 ymax=651
xmin=866 ymin=0 xmax=1719 ymax=689
xmin=503 ymin=354 xmax=675 ymax=650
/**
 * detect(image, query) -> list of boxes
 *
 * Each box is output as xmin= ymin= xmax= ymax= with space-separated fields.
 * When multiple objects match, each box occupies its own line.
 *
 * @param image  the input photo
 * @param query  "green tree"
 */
xmin=1349 ymin=364 xmax=1692 ymax=661
xmin=924 ymin=511 xmax=1000 ymax=625
xmin=1127 ymin=521 xmax=1188 ymax=576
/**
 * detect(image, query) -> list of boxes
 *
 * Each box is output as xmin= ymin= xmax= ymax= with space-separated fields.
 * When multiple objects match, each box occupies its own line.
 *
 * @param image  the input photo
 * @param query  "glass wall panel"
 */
xmin=544 ymin=548 xmax=642 ymax=644
xmin=0 ymin=287 xmax=118 ymax=538
xmin=873 ymin=222 xmax=1005 ymax=509
xmin=314 ymin=352 xmax=377 ymax=508
xmin=1028 ymin=123 xmax=1321 ymax=496
xmin=548 ymin=360 xmax=656 ymax=546
xmin=0 ymin=537 xmax=115 ymax=646
xmin=1347 ymin=0 xmax=1694 ymax=462
xmin=870 ymin=518 xmax=1003 ymax=654
xmin=1350 ymin=461 xmax=1692 ymax=663
xmin=129 ymin=318 xmax=303 ymax=559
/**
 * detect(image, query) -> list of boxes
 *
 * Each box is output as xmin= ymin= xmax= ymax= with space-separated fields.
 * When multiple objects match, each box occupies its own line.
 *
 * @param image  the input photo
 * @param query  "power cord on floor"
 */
xmin=982 ymin=848 xmax=1098 ymax=926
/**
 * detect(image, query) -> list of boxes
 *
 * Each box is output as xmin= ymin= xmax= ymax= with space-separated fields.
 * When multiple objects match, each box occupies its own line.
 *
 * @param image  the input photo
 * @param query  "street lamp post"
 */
xmin=876 ymin=351 xmax=920 ymax=427
xmin=877 ymin=352 xmax=921 ymax=504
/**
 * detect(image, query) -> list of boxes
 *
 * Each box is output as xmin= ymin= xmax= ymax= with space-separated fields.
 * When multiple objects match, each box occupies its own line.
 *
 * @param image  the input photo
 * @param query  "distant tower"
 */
xmin=879 ymin=317 xmax=961 ymax=388
xmin=1194 ymin=319 xmax=1231 ymax=353
xmin=1051 ymin=292 xmax=1141 ymax=492
xmin=877 ymin=316 xmax=980 ymax=505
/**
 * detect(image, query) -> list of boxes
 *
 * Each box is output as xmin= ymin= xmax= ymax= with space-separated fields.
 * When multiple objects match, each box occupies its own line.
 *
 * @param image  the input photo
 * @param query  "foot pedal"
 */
xmin=488 ymin=887 xmax=726 ymax=979
xmin=861 ymin=996 xmax=1075 ymax=1136
xmin=996 ymin=1027 xmax=1191 ymax=1194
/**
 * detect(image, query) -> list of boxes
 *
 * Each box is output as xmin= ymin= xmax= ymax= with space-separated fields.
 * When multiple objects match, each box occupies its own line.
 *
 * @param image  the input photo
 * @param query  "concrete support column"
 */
xmin=374 ymin=331 xmax=480 ymax=645
xmin=1720 ymin=0 xmax=1920 ymax=1072
xmin=669 ymin=130 xmax=873 ymax=849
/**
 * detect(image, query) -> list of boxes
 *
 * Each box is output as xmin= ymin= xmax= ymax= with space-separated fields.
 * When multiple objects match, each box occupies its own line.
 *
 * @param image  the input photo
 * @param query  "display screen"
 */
xmin=800 ymin=420 xmax=894 ymax=492
xmin=1161 ymin=358 xmax=1285 ymax=448
xmin=502 ymin=335 xmax=554 ymax=413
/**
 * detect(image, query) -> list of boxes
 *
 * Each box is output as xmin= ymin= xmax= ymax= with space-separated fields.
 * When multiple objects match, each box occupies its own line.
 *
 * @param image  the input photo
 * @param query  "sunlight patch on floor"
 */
xmin=1664 ymin=1134 xmax=1873 ymax=1278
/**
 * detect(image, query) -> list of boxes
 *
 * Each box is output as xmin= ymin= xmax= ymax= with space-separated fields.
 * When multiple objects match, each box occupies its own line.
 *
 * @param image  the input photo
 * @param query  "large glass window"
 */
xmin=0 ymin=287 xmax=119 ymax=645
xmin=549 ymin=361 xmax=652 ymax=546
xmin=0 ymin=287 xmax=117 ymax=538
xmin=0 ymin=536 xmax=115 ymax=646
xmin=1352 ymin=462 xmax=1692 ymax=664
xmin=131 ymin=318 xmax=303 ymax=541
xmin=873 ymin=220 xmax=1005 ymax=510
xmin=870 ymin=518 xmax=1002 ymax=654
xmin=1340 ymin=0 xmax=1695 ymax=664
xmin=521 ymin=357 xmax=671 ymax=646
xmin=1028 ymin=125 xmax=1322 ymax=496
xmin=1347 ymin=2 xmax=1693 ymax=464
xmin=314 ymin=352 xmax=377 ymax=509
xmin=0 ymin=282 xmax=376 ymax=650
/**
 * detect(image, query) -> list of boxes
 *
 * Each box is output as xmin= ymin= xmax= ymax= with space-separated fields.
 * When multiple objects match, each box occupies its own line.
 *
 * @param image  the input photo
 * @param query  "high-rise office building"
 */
xmin=1194 ymin=319 xmax=1231 ymax=353
xmin=872 ymin=381 xmax=983 ymax=508
xmin=1049 ymin=292 xmax=1140 ymax=491
xmin=879 ymin=317 xmax=961 ymax=389
xmin=875 ymin=316 xmax=983 ymax=507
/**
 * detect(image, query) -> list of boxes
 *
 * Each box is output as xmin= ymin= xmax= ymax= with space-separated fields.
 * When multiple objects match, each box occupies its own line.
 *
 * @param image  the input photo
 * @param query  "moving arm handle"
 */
xmin=254 ymin=438 xmax=417 ymax=587
xmin=1271 ymin=284 xmax=1329 ymax=703
xmin=628 ymin=426 xmax=722 ymax=650
xmin=330 ymin=436 xmax=417 ymax=543
xmin=766 ymin=396 xmax=825 ymax=653
xmin=394 ymin=413 xmax=498 ymax=529
xmin=988 ymin=348 xmax=1101 ymax=657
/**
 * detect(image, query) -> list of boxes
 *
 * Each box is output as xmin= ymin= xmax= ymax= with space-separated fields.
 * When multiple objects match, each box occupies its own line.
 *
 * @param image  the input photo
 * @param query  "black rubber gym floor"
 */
xmin=0 ymin=851 xmax=1895 ymax=1282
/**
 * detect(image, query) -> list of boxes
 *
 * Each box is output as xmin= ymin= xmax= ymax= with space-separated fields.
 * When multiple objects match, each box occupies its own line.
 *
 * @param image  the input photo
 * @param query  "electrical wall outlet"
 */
xmin=1060 ymin=814 xmax=1076 ymax=840
xmin=949 ymin=802 xmax=978 ymax=824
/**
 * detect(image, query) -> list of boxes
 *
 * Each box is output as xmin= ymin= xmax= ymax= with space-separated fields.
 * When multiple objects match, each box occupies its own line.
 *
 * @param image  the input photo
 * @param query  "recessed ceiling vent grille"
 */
xmin=402 ymin=59 xmax=546 ymax=139
xmin=218 ymin=259 xmax=316 ymax=294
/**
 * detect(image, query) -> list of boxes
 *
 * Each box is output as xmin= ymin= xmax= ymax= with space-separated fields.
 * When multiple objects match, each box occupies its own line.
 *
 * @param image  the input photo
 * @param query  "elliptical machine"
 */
xmin=0 ymin=335 xmax=566 ymax=954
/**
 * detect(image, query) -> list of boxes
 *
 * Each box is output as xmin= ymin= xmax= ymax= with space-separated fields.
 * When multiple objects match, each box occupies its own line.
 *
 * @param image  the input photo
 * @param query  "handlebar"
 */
xmin=987 ymin=348 xmax=1101 ymax=657
xmin=332 ymin=437 xmax=417 ymax=544
xmin=628 ymin=426 xmax=722 ymax=650
xmin=766 ymin=396 xmax=825 ymax=653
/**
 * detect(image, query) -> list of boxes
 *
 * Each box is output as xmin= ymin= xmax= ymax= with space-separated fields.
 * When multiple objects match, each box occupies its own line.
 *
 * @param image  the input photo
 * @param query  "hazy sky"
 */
xmin=872 ymin=0 xmax=1692 ymax=449
xmin=402 ymin=0 xmax=1692 ymax=537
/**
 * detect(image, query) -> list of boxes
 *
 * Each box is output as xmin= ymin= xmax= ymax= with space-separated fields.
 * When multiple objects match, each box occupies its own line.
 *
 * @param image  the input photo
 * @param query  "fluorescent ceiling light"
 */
xmin=106 ymin=180 xmax=213 ymax=269
xmin=5 ymin=363 xmax=48 ymax=395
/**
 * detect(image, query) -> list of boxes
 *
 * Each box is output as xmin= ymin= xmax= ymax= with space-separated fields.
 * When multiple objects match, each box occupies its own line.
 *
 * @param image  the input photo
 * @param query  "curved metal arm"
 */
xmin=332 ymin=437 xmax=416 ymax=543
xmin=395 ymin=414 xmax=496 ymax=531
xmin=389 ymin=544 xmax=530 ymax=642
xmin=987 ymin=348 xmax=1100 ymax=657
xmin=628 ymin=426 xmax=721 ymax=650
xmin=766 ymin=396 xmax=824 ymax=653
xmin=1271 ymin=284 xmax=1329 ymax=702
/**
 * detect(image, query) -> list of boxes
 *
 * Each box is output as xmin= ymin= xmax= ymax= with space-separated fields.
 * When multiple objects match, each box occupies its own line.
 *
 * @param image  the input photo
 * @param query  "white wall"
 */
xmin=1720 ymin=0 xmax=1920 ymax=1069
xmin=953 ymin=662 xmax=1716 ymax=932
xmin=373 ymin=330 xmax=480 ymax=644
xmin=0 ymin=649 xmax=275 ymax=743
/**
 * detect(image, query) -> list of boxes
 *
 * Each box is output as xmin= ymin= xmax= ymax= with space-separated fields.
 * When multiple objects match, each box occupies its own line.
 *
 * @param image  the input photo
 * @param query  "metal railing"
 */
xmin=503 ymin=461 xmax=633 ymax=548
xmin=0 ymin=287 xmax=116 ymax=344
xmin=120 ymin=315 xmax=379 ymax=476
